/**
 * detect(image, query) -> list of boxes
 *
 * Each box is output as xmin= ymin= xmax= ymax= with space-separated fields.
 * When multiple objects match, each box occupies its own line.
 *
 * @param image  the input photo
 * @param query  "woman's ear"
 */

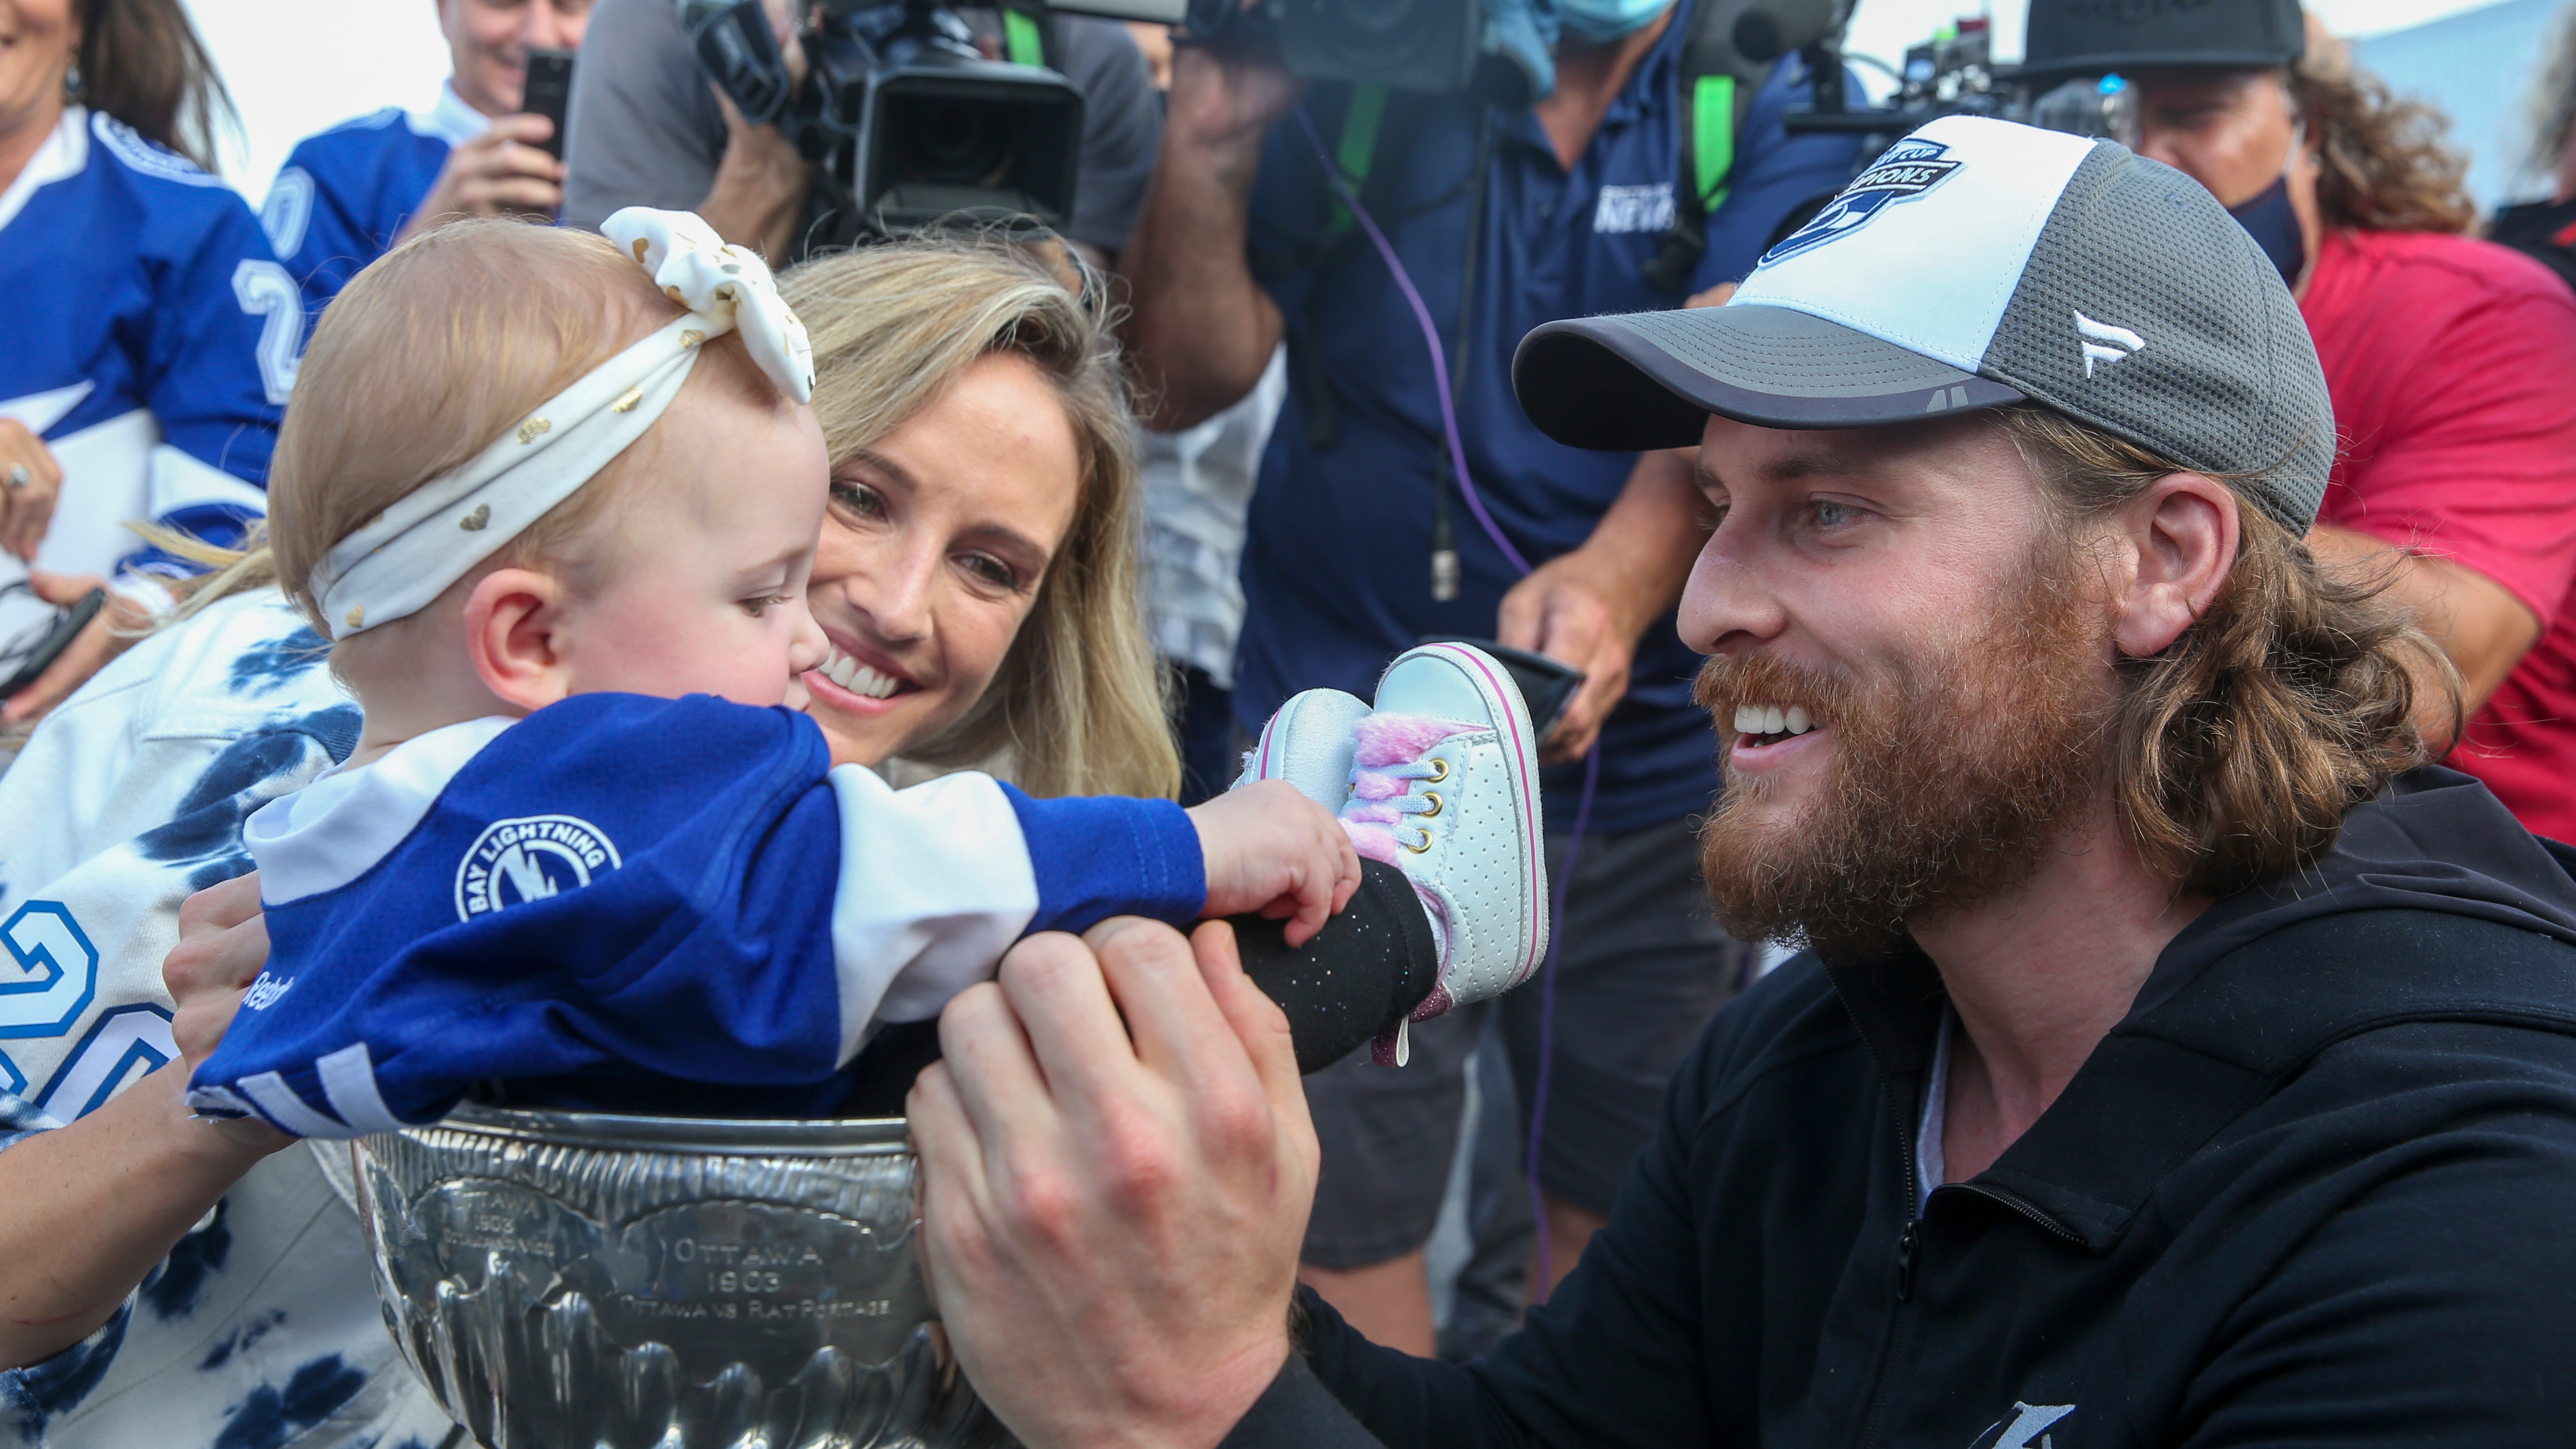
xmin=2112 ymin=473 xmax=2239 ymax=660
xmin=463 ymin=566 xmax=575 ymax=711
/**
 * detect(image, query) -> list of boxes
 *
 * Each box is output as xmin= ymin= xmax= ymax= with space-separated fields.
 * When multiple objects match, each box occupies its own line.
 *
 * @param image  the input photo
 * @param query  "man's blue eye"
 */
xmin=1814 ymin=501 xmax=1853 ymax=527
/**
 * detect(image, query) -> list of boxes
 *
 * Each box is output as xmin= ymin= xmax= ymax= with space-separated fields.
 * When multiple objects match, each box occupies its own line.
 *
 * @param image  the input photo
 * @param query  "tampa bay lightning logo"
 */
xmin=1758 ymin=137 xmax=1963 ymax=267
xmin=455 ymin=815 xmax=621 ymax=920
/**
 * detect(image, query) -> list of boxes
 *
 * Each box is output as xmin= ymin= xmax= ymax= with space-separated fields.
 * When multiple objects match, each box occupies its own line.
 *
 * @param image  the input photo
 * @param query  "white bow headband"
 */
xmin=311 ymin=208 xmax=817 ymax=638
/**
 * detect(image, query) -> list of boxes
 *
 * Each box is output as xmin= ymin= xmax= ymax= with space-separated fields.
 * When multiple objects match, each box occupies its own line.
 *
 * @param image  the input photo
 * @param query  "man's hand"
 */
xmin=0 ymin=420 xmax=62 ymax=562
xmin=165 ymin=873 xmax=293 ymax=1151
xmin=696 ymin=89 xmax=811 ymax=260
xmin=400 ymin=114 xmax=566 ymax=240
xmin=1499 ymin=554 xmax=1638 ymax=763
xmin=694 ymin=0 xmax=811 ymax=258
xmin=1119 ymin=41 xmax=1303 ymax=430
xmin=1164 ymin=37 xmax=1306 ymax=152
xmin=910 ymin=918 xmax=1316 ymax=1449
xmin=2 ymin=571 xmax=150 ymax=726
xmin=1499 ymin=445 xmax=1710 ymax=763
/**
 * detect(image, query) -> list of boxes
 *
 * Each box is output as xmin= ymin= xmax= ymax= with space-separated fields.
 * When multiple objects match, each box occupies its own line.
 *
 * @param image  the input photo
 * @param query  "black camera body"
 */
xmin=809 ymin=2 xmax=1086 ymax=238
xmin=1780 ymin=14 xmax=2136 ymax=156
xmin=681 ymin=0 xmax=1173 ymax=254
xmin=1181 ymin=0 xmax=1558 ymax=107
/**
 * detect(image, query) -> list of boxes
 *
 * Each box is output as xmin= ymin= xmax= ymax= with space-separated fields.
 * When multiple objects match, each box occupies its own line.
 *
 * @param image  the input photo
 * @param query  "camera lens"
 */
xmin=893 ymin=96 xmax=1014 ymax=185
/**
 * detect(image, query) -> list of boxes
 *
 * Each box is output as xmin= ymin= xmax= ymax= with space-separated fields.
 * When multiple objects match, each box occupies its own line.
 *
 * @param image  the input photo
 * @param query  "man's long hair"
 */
xmin=1992 ymin=406 xmax=2456 ymax=899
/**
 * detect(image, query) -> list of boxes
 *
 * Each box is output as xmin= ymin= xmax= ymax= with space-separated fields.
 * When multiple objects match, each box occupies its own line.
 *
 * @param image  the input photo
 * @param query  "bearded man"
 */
xmin=900 ymin=114 xmax=2576 ymax=1449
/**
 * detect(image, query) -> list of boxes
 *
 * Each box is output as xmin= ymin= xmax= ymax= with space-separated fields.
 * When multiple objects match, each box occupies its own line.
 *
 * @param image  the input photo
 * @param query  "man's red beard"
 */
xmin=1694 ymin=544 xmax=2115 ymax=961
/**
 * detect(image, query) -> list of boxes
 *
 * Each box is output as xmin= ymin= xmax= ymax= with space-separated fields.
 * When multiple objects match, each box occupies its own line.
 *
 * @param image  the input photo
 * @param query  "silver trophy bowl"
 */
xmin=353 ymin=1104 xmax=1011 ymax=1449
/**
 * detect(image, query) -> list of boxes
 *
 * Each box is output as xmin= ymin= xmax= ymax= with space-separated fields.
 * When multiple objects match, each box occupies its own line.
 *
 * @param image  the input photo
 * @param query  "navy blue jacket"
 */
xmin=1234 ymin=7 xmax=1861 ymax=834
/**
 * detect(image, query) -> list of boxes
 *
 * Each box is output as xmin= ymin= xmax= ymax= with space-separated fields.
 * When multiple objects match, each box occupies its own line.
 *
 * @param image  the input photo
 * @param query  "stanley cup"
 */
xmin=353 ymin=1103 xmax=1013 ymax=1448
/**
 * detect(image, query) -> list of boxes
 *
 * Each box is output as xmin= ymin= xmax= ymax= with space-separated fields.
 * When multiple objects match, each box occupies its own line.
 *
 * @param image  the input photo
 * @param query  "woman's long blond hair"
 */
xmin=781 ymin=238 xmax=1177 ymax=801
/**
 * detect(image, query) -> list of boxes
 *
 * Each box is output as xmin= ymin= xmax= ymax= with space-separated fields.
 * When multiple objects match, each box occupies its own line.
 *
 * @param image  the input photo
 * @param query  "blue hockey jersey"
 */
xmin=186 ymin=692 xmax=1206 ymax=1135
xmin=262 ymin=83 xmax=484 ymax=327
xmin=0 ymin=107 xmax=294 ymax=582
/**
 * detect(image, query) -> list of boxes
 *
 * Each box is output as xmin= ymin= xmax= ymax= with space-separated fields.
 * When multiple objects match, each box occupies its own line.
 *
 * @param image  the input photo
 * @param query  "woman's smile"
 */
xmin=806 ymin=627 xmax=925 ymax=713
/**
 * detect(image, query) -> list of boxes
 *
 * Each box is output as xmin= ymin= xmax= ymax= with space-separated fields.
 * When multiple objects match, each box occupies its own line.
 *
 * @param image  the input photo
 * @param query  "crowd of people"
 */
xmin=4 ymin=0 xmax=2576 ymax=1444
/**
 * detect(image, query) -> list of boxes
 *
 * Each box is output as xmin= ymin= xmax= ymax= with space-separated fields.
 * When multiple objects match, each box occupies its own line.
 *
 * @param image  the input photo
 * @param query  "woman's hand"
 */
xmin=2 ymin=571 xmax=152 ymax=726
xmin=0 ymin=420 xmax=62 ymax=562
xmin=165 ymin=873 xmax=294 ymax=1151
xmin=0 ymin=875 xmax=288 ymax=1369
xmin=1187 ymin=780 xmax=1361 ymax=948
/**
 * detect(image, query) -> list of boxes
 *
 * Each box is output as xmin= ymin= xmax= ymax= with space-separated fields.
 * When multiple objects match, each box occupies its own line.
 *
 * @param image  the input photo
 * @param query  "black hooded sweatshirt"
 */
xmin=1224 ymin=768 xmax=2576 ymax=1447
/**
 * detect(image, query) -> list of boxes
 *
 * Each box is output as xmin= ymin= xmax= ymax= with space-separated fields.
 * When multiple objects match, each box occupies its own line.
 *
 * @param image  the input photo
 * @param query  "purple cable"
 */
xmin=1522 ymin=743 xmax=1597 ymax=1301
xmin=1293 ymin=108 xmax=1532 ymax=576
xmin=1295 ymin=106 xmax=1596 ymax=1304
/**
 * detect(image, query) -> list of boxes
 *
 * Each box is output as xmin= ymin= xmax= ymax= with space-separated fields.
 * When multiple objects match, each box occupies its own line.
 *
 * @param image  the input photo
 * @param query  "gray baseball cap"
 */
xmin=1512 ymin=115 xmax=2335 ymax=530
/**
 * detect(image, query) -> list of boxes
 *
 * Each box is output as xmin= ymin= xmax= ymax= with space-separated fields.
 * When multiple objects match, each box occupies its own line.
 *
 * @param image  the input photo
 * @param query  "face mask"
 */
xmin=2228 ymin=176 xmax=2305 ymax=288
xmin=2225 ymin=121 xmax=2307 ymax=288
xmin=1556 ymin=0 xmax=1669 ymax=44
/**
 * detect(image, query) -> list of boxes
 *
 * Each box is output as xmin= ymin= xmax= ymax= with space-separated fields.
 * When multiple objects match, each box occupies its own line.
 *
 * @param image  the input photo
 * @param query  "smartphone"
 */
xmin=523 ymin=48 xmax=576 ymax=159
xmin=0 ymin=587 xmax=106 ymax=702
xmin=1413 ymin=636 xmax=1588 ymax=741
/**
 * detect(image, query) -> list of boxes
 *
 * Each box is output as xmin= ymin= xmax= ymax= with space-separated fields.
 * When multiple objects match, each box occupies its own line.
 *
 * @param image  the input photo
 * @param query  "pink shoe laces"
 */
xmin=1338 ymin=713 xmax=1475 ymax=1064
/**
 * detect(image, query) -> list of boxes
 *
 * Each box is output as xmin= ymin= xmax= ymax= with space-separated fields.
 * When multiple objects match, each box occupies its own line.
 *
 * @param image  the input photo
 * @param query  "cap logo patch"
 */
xmin=2074 ymin=310 xmax=2145 ymax=377
xmin=1758 ymin=137 xmax=1961 ymax=267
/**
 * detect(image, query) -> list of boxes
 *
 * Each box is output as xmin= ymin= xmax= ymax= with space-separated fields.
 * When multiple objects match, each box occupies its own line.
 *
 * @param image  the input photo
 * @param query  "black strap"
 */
xmin=1645 ymin=0 xmax=1853 ymax=294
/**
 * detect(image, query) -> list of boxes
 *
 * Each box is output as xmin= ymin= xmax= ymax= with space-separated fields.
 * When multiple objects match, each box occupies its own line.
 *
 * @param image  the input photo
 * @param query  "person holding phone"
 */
xmin=260 ymin=0 xmax=594 ymax=325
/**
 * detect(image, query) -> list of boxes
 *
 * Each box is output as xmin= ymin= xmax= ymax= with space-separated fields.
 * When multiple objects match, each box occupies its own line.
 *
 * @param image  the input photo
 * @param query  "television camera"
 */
xmin=1771 ymin=8 xmax=2139 ymax=154
xmin=678 ymin=0 xmax=1181 ymax=255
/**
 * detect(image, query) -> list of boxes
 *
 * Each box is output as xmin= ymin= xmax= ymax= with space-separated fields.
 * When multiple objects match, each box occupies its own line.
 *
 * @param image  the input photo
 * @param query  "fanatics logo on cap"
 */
xmin=1759 ymin=136 xmax=1963 ymax=266
xmin=455 ymin=815 xmax=622 ymax=920
xmin=2073 ymin=310 xmax=2145 ymax=376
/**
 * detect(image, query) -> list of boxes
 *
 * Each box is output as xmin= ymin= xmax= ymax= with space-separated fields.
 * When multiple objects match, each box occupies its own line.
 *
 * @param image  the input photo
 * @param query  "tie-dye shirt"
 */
xmin=0 ymin=589 xmax=458 ymax=1448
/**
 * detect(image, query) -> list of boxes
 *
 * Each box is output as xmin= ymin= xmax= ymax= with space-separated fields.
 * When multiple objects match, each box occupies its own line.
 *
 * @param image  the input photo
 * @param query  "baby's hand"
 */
xmin=1187 ymin=781 xmax=1362 ymax=948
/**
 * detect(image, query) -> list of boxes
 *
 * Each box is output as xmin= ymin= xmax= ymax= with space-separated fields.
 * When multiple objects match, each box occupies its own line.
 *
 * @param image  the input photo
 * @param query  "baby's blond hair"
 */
xmin=268 ymin=217 xmax=770 ymax=643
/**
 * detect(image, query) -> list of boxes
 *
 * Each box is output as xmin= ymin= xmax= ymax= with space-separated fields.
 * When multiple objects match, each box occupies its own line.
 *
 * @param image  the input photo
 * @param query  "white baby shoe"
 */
xmin=1342 ymin=643 xmax=1550 ymax=1055
xmin=1236 ymin=645 xmax=1550 ymax=1063
xmin=1233 ymin=686 xmax=1372 ymax=808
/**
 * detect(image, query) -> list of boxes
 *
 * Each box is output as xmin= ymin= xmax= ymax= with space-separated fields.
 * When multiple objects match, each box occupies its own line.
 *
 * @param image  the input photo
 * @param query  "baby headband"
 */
xmin=311 ymin=208 xmax=817 ymax=638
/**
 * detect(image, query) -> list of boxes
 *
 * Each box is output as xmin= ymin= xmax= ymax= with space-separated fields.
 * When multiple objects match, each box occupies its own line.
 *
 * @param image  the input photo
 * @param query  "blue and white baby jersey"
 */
xmin=262 ymin=83 xmax=485 ymax=327
xmin=190 ymin=692 xmax=1207 ymax=1135
xmin=0 ymin=588 xmax=455 ymax=1449
xmin=0 ymin=108 xmax=293 ymax=587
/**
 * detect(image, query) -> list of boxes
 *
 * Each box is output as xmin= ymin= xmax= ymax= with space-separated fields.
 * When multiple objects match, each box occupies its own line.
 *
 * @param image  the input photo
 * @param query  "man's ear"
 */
xmin=463 ymin=566 xmax=575 ymax=711
xmin=2112 ymin=474 xmax=2239 ymax=660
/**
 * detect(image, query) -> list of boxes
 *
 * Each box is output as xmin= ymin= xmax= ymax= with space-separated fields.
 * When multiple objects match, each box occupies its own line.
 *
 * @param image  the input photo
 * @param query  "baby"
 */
xmin=188 ymin=213 xmax=1549 ymax=1136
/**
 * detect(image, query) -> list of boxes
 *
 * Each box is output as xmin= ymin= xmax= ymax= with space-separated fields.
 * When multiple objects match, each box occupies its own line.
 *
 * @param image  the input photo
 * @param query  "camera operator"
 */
xmin=2018 ymin=0 xmax=2576 ymax=843
xmin=1121 ymin=0 xmax=1859 ymax=1348
xmin=559 ymin=0 xmax=1160 ymax=263
xmin=263 ymin=0 xmax=595 ymax=321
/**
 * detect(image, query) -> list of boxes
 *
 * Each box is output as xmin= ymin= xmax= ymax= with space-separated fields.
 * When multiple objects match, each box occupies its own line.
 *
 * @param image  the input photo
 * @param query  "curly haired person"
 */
xmin=2021 ymin=0 xmax=2576 ymax=841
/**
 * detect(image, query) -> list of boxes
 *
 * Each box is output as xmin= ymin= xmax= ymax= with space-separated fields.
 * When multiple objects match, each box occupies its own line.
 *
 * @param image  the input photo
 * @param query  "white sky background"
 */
xmin=185 ymin=0 xmax=2526 ymax=206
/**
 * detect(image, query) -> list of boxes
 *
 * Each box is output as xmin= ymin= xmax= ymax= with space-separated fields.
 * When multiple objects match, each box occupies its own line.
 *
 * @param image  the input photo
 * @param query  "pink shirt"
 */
xmin=2305 ymin=227 xmax=2576 ymax=842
